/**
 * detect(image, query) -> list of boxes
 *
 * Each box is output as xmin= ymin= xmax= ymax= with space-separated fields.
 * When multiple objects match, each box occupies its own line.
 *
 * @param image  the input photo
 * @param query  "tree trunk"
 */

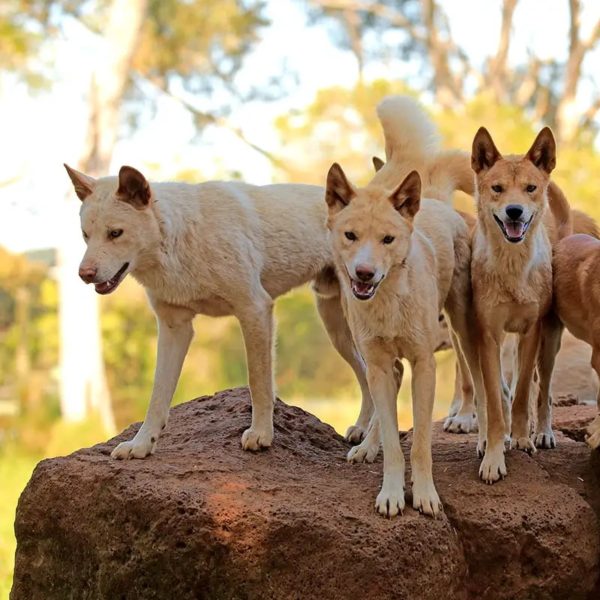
xmin=57 ymin=0 xmax=148 ymax=433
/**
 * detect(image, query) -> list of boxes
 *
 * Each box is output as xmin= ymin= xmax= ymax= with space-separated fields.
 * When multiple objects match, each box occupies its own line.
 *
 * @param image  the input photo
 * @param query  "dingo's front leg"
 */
xmin=237 ymin=292 xmax=275 ymax=451
xmin=410 ymin=354 xmax=442 ymax=517
xmin=363 ymin=342 xmax=405 ymax=518
xmin=111 ymin=304 xmax=194 ymax=459
xmin=479 ymin=332 xmax=507 ymax=483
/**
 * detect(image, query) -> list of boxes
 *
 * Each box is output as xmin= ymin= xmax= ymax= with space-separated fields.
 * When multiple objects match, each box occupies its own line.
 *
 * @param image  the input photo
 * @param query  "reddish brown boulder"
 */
xmin=11 ymin=387 xmax=600 ymax=599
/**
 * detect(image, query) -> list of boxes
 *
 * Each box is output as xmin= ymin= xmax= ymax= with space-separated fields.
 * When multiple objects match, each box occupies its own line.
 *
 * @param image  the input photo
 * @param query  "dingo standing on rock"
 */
xmin=325 ymin=96 xmax=482 ymax=517
xmin=469 ymin=127 xmax=571 ymax=484
xmin=64 ymin=164 xmax=374 ymax=458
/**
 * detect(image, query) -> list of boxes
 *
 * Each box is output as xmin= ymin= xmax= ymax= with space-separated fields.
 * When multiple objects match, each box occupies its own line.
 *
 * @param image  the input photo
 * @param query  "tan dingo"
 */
xmin=469 ymin=127 xmax=571 ymax=483
xmin=325 ymin=96 xmax=480 ymax=517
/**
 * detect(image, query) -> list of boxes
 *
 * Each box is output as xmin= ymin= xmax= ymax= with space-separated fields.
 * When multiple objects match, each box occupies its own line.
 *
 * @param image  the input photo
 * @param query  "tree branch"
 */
xmin=556 ymin=0 xmax=600 ymax=142
xmin=486 ymin=0 xmax=518 ymax=100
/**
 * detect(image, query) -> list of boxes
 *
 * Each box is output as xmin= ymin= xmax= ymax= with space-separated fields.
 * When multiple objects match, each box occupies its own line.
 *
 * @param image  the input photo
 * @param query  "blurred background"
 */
xmin=2 ymin=0 xmax=600 ymax=594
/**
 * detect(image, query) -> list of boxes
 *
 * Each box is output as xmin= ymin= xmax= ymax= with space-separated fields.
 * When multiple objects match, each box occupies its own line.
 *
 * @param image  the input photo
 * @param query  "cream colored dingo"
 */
xmin=64 ymin=165 xmax=375 ymax=457
xmin=325 ymin=96 xmax=482 ymax=517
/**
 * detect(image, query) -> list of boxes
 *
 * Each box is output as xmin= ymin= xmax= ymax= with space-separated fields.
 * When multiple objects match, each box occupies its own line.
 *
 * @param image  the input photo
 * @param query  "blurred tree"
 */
xmin=0 ymin=0 xmax=274 ymax=431
xmin=0 ymin=247 xmax=57 ymax=424
xmin=275 ymin=79 xmax=414 ymax=184
xmin=307 ymin=0 xmax=600 ymax=144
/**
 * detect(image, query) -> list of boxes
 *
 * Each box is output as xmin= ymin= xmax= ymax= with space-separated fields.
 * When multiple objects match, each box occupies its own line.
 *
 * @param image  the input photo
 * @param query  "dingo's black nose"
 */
xmin=505 ymin=205 xmax=523 ymax=220
xmin=79 ymin=266 xmax=97 ymax=283
xmin=355 ymin=265 xmax=375 ymax=282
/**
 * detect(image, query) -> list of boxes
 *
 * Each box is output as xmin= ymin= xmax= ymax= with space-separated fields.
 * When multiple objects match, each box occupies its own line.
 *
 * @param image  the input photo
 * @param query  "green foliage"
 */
xmin=274 ymin=79 xmax=415 ymax=183
xmin=0 ymin=450 xmax=39 ymax=598
xmin=136 ymin=0 xmax=267 ymax=86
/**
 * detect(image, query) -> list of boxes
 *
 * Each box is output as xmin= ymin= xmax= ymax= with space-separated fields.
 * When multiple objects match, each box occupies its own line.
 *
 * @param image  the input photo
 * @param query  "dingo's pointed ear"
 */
xmin=471 ymin=127 xmax=502 ymax=173
xmin=372 ymin=156 xmax=385 ymax=172
xmin=390 ymin=170 xmax=421 ymax=220
xmin=326 ymin=163 xmax=355 ymax=215
xmin=117 ymin=166 xmax=151 ymax=209
xmin=526 ymin=127 xmax=556 ymax=174
xmin=64 ymin=164 xmax=96 ymax=201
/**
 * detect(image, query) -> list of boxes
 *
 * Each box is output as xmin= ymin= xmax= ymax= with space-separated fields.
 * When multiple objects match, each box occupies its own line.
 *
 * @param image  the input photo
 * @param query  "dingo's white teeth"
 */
xmin=94 ymin=262 xmax=129 ymax=295
xmin=350 ymin=279 xmax=378 ymax=300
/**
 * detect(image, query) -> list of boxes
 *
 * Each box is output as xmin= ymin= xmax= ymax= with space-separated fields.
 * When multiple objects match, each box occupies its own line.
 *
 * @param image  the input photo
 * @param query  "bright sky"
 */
xmin=1 ymin=0 xmax=599 ymax=253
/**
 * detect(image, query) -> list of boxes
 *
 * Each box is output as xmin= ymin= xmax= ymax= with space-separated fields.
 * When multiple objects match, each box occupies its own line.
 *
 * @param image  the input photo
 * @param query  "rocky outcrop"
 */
xmin=11 ymin=387 xmax=600 ymax=599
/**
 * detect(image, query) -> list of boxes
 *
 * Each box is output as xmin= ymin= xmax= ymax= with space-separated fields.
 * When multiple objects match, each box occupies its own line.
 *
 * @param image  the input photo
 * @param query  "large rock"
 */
xmin=11 ymin=387 xmax=600 ymax=599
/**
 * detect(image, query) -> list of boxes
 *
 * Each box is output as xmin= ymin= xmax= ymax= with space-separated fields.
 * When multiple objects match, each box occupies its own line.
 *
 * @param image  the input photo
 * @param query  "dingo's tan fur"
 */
xmin=444 ymin=199 xmax=597 ymax=436
xmin=325 ymin=96 xmax=481 ymax=517
xmin=551 ymin=229 xmax=600 ymax=449
xmin=64 ymin=164 xmax=373 ymax=458
xmin=469 ymin=127 xmax=572 ymax=483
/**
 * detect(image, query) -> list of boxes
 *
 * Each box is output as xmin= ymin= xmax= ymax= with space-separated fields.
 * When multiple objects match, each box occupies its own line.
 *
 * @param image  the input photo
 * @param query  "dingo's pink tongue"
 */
xmin=505 ymin=221 xmax=525 ymax=238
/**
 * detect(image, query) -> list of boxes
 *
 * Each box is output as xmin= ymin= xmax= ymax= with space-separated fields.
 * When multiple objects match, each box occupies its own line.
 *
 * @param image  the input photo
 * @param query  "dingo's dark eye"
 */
xmin=82 ymin=231 xmax=88 ymax=240
xmin=345 ymin=231 xmax=357 ymax=241
xmin=382 ymin=235 xmax=395 ymax=244
xmin=491 ymin=185 xmax=503 ymax=193
xmin=526 ymin=184 xmax=537 ymax=193
xmin=109 ymin=229 xmax=123 ymax=239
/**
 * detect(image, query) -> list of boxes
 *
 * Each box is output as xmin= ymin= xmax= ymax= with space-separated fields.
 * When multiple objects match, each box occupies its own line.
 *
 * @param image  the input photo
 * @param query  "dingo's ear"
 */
xmin=64 ymin=164 xmax=96 ymax=201
xmin=471 ymin=127 xmax=502 ymax=173
xmin=372 ymin=156 xmax=385 ymax=172
xmin=117 ymin=166 xmax=151 ymax=209
xmin=390 ymin=170 xmax=421 ymax=220
xmin=326 ymin=163 xmax=355 ymax=215
xmin=526 ymin=127 xmax=556 ymax=174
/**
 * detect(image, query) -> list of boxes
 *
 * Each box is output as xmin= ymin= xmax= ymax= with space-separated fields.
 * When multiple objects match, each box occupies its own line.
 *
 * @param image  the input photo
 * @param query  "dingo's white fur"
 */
xmin=64 ymin=164 xmax=373 ymax=457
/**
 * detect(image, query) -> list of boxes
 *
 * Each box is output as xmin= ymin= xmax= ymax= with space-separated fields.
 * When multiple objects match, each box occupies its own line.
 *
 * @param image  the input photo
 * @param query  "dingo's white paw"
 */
xmin=111 ymin=430 xmax=158 ymax=460
xmin=375 ymin=482 xmax=405 ymax=518
xmin=585 ymin=416 xmax=600 ymax=449
xmin=587 ymin=430 xmax=600 ymax=450
xmin=443 ymin=412 xmax=478 ymax=434
xmin=585 ymin=415 xmax=600 ymax=449
xmin=347 ymin=438 xmax=379 ymax=463
xmin=411 ymin=479 xmax=443 ymax=517
xmin=479 ymin=445 xmax=507 ymax=484
xmin=241 ymin=425 xmax=273 ymax=451
xmin=510 ymin=435 xmax=536 ymax=455
xmin=534 ymin=428 xmax=556 ymax=449
xmin=345 ymin=424 xmax=366 ymax=444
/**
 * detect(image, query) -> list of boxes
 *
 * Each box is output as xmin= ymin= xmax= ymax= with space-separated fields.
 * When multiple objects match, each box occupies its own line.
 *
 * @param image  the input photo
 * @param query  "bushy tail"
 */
xmin=375 ymin=95 xmax=474 ymax=203
xmin=376 ymin=95 xmax=440 ymax=164
xmin=547 ymin=181 xmax=573 ymax=240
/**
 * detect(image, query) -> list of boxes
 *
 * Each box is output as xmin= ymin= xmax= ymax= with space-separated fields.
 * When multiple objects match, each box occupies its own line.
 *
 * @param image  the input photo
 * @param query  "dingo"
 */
xmin=64 ymin=165 xmax=373 ymax=457
xmin=549 ymin=223 xmax=600 ymax=449
xmin=469 ymin=127 xmax=571 ymax=483
xmin=325 ymin=96 xmax=481 ymax=517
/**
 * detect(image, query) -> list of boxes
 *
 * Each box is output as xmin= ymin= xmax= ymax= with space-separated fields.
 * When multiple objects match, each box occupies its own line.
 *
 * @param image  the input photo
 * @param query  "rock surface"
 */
xmin=11 ymin=387 xmax=600 ymax=600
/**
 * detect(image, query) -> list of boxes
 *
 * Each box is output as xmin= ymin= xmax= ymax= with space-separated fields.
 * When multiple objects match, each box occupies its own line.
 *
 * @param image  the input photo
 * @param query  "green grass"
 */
xmin=0 ymin=453 xmax=39 ymax=599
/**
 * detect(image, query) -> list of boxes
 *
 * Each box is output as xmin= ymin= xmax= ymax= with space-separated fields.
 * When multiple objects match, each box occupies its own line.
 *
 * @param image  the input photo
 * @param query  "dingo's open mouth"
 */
xmin=493 ymin=214 xmax=533 ymax=244
xmin=94 ymin=262 xmax=130 ymax=295
xmin=350 ymin=278 xmax=380 ymax=301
